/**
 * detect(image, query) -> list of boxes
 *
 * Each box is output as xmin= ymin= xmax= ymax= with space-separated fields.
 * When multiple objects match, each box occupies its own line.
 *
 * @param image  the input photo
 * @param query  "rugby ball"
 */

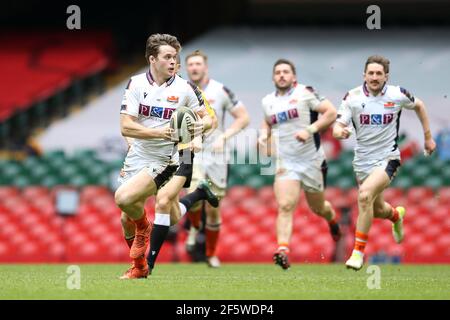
xmin=170 ymin=106 xmax=199 ymax=144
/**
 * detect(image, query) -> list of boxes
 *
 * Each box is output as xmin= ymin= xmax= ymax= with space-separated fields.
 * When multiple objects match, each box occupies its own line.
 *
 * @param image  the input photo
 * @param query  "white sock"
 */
xmin=179 ymin=203 xmax=187 ymax=218
xmin=154 ymin=213 xmax=170 ymax=226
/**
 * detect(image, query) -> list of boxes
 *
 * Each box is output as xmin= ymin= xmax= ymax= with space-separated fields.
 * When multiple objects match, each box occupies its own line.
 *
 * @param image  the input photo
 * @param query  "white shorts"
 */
xmin=117 ymin=147 xmax=178 ymax=188
xmin=275 ymin=156 xmax=327 ymax=193
xmin=353 ymin=157 xmax=401 ymax=183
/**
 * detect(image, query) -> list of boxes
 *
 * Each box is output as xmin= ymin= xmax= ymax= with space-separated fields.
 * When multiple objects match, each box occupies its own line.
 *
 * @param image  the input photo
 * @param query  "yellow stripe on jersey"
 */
xmin=201 ymin=90 xmax=216 ymax=117
xmin=177 ymin=90 xmax=215 ymax=151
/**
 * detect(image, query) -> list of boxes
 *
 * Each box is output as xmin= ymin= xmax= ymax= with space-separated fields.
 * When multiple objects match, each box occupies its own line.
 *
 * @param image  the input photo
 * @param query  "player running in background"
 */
xmin=183 ymin=50 xmax=250 ymax=268
xmin=115 ymin=33 xmax=215 ymax=279
xmin=333 ymin=55 xmax=436 ymax=271
xmin=258 ymin=59 xmax=341 ymax=270
xmin=146 ymin=75 xmax=219 ymax=274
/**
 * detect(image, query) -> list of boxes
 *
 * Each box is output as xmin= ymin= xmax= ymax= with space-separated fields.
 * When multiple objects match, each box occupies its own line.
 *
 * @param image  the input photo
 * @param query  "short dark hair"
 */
xmin=185 ymin=49 xmax=208 ymax=63
xmin=145 ymin=33 xmax=181 ymax=61
xmin=273 ymin=59 xmax=296 ymax=75
xmin=365 ymin=55 xmax=390 ymax=73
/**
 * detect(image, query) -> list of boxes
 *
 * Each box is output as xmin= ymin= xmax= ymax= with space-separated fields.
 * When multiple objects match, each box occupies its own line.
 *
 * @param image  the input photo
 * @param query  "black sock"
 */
xmin=147 ymin=224 xmax=170 ymax=269
xmin=179 ymin=188 xmax=207 ymax=211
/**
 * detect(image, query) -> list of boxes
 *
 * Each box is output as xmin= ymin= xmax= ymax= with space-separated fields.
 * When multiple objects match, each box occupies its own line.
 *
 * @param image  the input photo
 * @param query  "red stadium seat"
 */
xmin=383 ymin=188 xmax=404 ymax=203
xmin=48 ymin=243 xmax=65 ymax=259
xmin=22 ymin=187 xmax=49 ymax=199
xmin=438 ymin=187 xmax=450 ymax=205
xmin=406 ymin=187 xmax=434 ymax=204
xmin=343 ymin=188 xmax=359 ymax=206
xmin=416 ymin=243 xmax=437 ymax=257
xmin=0 ymin=186 xmax=20 ymax=199
xmin=239 ymin=197 xmax=262 ymax=213
xmin=325 ymin=187 xmax=343 ymax=201
xmin=0 ymin=31 xmax=112 ymax=121
xmin=227 ymin=186 xmax=256 ymax=203
xmin=257 ymin=185 xmax=275 ymax=202
xmin=81 ymin=185 xmax=111 ymax=201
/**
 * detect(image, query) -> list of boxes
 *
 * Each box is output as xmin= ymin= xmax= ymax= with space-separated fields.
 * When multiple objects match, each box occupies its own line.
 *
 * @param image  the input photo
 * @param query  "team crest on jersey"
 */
xmin=167 ymin=96 xmax=179 ymax=103
xmin=360 ymin=113 xmax=394 ymax=125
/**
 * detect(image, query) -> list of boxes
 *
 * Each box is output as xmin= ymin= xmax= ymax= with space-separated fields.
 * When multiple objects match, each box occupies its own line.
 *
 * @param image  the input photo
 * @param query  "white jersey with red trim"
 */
xmin=262 ymin=84 xmax=326 ymax=163
xmin=120 ymin=71 xmax=206 ymax=160
xmin=336 ymin=83 xmax=416 ymax=167
xmin=201 ymin=78 xmax=243 ymax=148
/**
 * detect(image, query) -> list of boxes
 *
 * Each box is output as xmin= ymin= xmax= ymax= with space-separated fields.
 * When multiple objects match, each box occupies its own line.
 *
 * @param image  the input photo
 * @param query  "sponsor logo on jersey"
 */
xmin=384 ymin=102 xmax=395 ymax=108
xmin=167 ymin=95 xmax=179 ymax=103
xmin=371 ymin=114 xmax=382 ymax=125
xmin=269 ymin=108 xmax=299 ymax=124
xmin=289 ymin=99 xmax=298 ymax=104
xmin=360 ymin=113 xmax=394 ymax=125
xmin=139 ymin=104 xmax=151 ymax=117
xmin=287 ymin=108 xmax=299 ymax=118
xmin=139 ymin=104 xmax=176 ymax=119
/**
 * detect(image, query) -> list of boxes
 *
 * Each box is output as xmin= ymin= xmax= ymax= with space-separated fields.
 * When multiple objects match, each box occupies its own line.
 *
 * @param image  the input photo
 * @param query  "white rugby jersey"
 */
xmin=262 ymin=84 xmax=326 ymax=162
xmin=201 ymin=79 xmax=243 ymax=148
xmin=120 ymin=71 xmax=206 ymax=159
xmin=336 ymin=82 xmax=416 ymax=165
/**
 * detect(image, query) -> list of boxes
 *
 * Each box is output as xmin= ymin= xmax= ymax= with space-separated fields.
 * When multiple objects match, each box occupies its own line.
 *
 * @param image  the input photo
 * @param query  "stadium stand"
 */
xmin=0 ymin=31 xmax=114 ymax=148
xmin=0 ymin=149 xmax=449 ymax=263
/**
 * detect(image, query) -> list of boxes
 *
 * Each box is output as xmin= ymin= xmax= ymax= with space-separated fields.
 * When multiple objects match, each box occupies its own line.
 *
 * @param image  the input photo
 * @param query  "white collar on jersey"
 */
xmin=275 ymin=82 xmax=297 ymax=97
xmin=146 ymin=70 xmax=176 ymax=87
xmin=363 ymin=81 xmax=387 ymax=97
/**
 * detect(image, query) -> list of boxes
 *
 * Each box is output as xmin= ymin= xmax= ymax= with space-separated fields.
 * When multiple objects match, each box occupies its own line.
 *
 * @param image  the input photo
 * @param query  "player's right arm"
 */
xmin=120 ymin=78 xmax=172 ymax=140
xmin=398 ymin=87 xmax=436 ymax=155
xmin=120 ymin=114 xmax=173 ymax=140
xmin=333 ymin=92 xmax=353 ymax=140
xmin=333 ymin=122 xmax=352 ymax=139
xmin=258 ymin=97 xmax=273 ymax=155
xmin=258 ymin=106 xmax=273 ymax=157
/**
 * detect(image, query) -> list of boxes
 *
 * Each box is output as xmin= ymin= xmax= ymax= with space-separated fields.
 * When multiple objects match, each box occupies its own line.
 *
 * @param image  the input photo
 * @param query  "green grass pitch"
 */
xmin=1 ymin=263 xmax=449 ymax=300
